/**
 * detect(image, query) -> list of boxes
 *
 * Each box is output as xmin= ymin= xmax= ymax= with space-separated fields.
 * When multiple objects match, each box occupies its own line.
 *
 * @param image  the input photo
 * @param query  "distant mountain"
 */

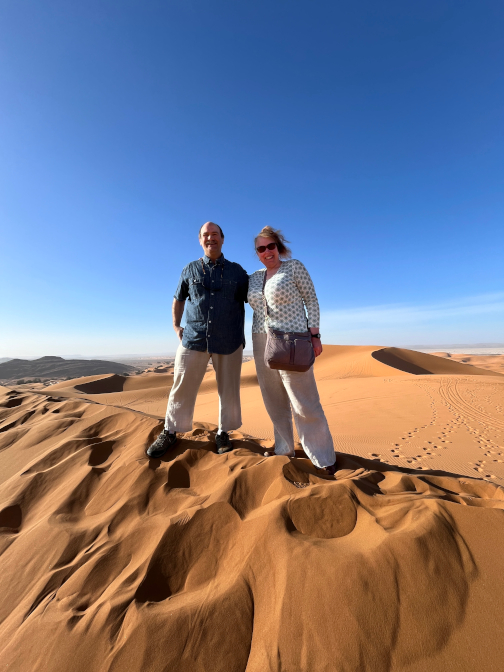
xmin=0 ymin=356 xmax=137 ymax=381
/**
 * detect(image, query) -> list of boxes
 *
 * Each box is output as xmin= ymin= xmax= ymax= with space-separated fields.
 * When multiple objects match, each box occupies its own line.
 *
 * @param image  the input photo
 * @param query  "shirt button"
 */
xmin=210 ymin=306 xmax=213 ymax=309
xmin=211 ymin=293 xmax=214 ymax=296
xmin=209 ymin=320 xmax=212 ymax=323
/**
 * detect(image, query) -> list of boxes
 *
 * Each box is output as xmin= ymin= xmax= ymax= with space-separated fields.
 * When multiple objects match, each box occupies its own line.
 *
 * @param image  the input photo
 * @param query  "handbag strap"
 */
xmin=262 ymin=270 xmax=272 ymax=326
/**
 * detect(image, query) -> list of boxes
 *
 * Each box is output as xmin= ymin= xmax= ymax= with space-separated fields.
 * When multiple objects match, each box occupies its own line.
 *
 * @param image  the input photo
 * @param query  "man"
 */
xmin=146 ymin=221 xmax=248 ymax=458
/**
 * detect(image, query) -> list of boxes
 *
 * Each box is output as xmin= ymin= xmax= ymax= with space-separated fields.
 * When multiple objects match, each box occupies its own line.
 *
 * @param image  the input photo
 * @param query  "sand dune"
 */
xmin=294 ymin=345 xmax=501 ymax=379
xmin=43 ymin=346 xmax=504 ymax=480
xmin=373 ymin=347 xmax=501 ymax=376
xmin=1 ymin=345 xmax=504 ymax=670
xmin=50 ymin=372 xmax=173 ymax=395
xmin=431 ymin=351 xmax=504 ymax=375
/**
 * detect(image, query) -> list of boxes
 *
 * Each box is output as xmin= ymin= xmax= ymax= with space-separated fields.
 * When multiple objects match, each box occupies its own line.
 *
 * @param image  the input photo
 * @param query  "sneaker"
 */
xmin=146 ymin=429 xmax=177 ymax=458
xmin=325 ymin=462 xmax=337 ymax=476
xmin=216 ymin=431 xmax=232 ymax=454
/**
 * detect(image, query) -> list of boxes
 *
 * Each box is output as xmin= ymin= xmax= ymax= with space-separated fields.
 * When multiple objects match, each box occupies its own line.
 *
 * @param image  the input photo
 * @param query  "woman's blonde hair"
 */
xmin=254 ymin=226 xmax=291 ymax=259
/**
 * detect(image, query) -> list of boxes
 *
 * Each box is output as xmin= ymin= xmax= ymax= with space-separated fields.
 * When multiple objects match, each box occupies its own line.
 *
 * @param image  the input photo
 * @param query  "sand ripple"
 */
xmin=1 ymin=387 xmax=504 ymax=671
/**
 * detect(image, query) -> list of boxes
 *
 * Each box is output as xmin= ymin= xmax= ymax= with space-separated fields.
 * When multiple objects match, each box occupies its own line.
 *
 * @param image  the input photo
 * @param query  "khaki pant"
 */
xmin=253 ymin=333 xmax=335 ymax=468
xmin=164 ymin=344 xmax=243 ymax=434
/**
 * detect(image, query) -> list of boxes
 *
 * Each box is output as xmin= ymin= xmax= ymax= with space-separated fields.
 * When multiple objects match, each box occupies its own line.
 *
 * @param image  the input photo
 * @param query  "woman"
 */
xmin=248 ymin=226 xmax=337 ymax=475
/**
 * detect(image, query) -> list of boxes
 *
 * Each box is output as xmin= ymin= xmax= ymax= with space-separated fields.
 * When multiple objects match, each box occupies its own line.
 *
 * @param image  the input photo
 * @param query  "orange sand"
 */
xmin=0 ymin=345 xmax=503 ymax=671
xmin=431 ymin=351 xmax=504 ymax=375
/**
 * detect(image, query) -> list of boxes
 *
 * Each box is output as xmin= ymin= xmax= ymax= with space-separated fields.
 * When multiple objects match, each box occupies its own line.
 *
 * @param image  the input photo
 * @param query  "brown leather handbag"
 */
xmin=262 ymin=271 xmax=315 ymax=373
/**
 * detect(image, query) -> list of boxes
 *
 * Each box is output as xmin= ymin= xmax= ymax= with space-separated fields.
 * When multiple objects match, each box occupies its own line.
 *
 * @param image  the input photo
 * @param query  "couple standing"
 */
xmin=146 ymin=221 xmax=337 ymax=475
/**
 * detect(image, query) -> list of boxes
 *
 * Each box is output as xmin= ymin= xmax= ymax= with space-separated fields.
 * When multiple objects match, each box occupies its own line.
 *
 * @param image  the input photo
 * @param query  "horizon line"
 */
xmin=2 ymin=343 xmax=504 ymax=361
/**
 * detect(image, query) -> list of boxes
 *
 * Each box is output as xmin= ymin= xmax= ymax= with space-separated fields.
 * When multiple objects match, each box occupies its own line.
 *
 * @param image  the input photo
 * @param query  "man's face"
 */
xmin=199 ymin=222 xmax=224 ymax=259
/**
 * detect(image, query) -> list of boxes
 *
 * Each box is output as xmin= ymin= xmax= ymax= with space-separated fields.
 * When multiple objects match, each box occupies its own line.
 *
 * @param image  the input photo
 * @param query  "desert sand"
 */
xmin=430 ymin=351 xmax=504 ymax=375
xmin=1 ymin=346 xmax=503 ymax=671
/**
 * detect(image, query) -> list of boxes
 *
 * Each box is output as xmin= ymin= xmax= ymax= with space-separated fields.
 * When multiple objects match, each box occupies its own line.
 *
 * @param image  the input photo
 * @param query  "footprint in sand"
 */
xmin=287 ymin=487 xmax=357 ymax=539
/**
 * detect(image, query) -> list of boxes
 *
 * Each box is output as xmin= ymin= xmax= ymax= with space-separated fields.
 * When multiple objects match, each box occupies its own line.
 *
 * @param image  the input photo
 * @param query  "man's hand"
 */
xmin=172 ymin=299 xmax=186 ymax=343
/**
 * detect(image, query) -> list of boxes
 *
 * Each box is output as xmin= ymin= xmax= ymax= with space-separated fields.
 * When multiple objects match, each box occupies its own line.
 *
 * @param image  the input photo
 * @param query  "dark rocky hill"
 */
xmin=0 ymin=356 xmax=136 ymax=382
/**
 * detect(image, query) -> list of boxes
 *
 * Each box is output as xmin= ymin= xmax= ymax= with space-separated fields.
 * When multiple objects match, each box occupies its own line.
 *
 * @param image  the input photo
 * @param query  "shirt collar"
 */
xmin=203 ymin=253 xmax=225 ymax=266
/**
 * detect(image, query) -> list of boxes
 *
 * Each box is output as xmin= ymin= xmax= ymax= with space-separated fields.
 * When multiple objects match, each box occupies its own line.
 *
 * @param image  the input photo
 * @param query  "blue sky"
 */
xmin=1 ymin=0 xmax=503 ymax=357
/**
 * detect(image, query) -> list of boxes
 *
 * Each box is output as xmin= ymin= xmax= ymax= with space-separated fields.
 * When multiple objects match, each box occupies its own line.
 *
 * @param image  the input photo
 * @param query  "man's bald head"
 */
xmin=199 ymin=221 xmax=224 ymax=238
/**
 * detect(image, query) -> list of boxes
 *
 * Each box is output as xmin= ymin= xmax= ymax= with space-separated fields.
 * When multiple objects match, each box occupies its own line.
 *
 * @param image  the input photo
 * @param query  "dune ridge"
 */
xmin=431 ymin=351 xmax=504 ymax=375
xmin=33 ymin=346 xmax=504 ymax=482
xmin=1 ymin=344 xmax=504 ymax=670
xmin=372 ymin=347 xmax=501 ymax=376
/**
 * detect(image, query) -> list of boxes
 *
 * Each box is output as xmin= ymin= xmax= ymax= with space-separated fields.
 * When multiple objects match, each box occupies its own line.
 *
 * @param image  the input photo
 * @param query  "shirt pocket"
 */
xmin=222 ymin=279 xmax=237 ymax=301
xmin=188 ymin=278 xmax=206 ymax=301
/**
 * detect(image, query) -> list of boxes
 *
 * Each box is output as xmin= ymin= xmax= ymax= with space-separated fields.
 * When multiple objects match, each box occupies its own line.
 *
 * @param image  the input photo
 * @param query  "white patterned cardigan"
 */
xmin=248 ymin=259 xmax=320 ymax=334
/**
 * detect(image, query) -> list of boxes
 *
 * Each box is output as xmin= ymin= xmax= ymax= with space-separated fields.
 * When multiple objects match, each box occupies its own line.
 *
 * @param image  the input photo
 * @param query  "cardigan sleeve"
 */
xmin=293 ymin=260 xmax=320 ymax=328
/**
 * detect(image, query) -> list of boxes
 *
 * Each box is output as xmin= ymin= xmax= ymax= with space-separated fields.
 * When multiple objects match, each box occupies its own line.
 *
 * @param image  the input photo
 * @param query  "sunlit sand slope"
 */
xmin=44 ymin=345 xmax=501 ymax=414
xmin=43 ymin=348 xmax=504 ymax=483
xmin=308 ymin=345 xmax=502 ymax=378
xmin=192 ymin=348 xmax=504 ymax=482
xmin=372 ymin=347 xmax=501 ymax=376
xmin=431 ymin=351 xmax=504 ymax=375
xmin=1 ymin=386 xmax=504 ymax=672
xmin=47 ymin=372 xmax=174 ymax=418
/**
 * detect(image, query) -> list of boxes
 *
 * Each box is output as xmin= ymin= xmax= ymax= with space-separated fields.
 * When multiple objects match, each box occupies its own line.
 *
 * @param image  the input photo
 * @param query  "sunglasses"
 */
xmin=256 ymin=242 xmax=277 ymax=253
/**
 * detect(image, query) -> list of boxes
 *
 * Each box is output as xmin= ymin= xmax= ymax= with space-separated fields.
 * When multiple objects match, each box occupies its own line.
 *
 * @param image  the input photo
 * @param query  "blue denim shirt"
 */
xmin=174 ymin=255 xmax=248 ymax=355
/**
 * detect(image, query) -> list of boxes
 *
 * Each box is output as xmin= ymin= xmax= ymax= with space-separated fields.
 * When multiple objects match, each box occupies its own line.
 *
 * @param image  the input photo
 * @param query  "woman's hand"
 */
xmin=311 ymin=336 xmax=323 ymax=357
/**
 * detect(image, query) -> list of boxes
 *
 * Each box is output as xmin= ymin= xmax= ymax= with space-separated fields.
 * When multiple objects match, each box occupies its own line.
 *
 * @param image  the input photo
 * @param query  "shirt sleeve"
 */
xmin=239 ymin=268 xmax=249 ymax=303
xmin=293 ymin=260 xmax=320 ymax=328
xmin=174 ymin=266 xmax=190 ymax=301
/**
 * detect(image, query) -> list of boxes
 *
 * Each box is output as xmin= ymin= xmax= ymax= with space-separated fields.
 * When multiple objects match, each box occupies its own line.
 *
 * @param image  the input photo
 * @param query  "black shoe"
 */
xmin=325 ymin=462 xmax=337 ymax=476
xmin=146 ymin=429 xmax=177 ymax=458
xmin=216 ymin=431 xmax=232 ymax=454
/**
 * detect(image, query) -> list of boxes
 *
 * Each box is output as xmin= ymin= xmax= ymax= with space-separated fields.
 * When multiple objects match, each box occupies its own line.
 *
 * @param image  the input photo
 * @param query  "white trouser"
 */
xmin=164 ymin=344 xmax=243 ymax=434
xmin=253 ymin=333 xmax=335 ymax=468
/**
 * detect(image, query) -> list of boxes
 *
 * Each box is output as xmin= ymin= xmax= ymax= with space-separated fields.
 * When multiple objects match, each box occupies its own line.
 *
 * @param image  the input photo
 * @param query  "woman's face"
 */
xmin=256 ymin=236 xmax=280 ymax=269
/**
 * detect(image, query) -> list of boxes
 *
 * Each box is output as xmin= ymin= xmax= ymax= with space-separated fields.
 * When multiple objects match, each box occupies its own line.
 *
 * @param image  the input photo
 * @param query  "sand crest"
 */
xmin=431 ymin=351 xmax=504 ymax=375
xmin=0 ymin=345 xmax=504 ymax=670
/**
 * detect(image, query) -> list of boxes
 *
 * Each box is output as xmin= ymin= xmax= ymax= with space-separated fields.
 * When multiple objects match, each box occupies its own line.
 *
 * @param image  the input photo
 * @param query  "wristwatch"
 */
xmin=311 ymin=333 xmax=321 ymax=339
